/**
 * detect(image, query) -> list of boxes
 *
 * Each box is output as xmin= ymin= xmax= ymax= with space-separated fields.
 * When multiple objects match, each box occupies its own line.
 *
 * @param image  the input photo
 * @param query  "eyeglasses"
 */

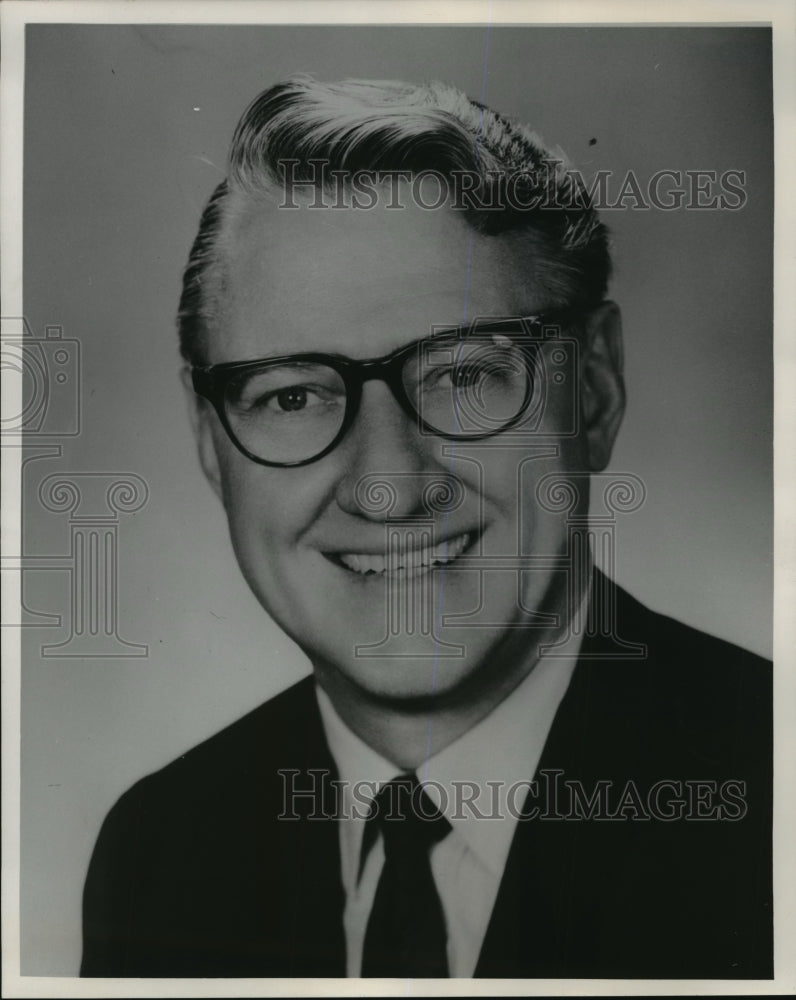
xmin=190 ymin=313 xmax=575 ymax=467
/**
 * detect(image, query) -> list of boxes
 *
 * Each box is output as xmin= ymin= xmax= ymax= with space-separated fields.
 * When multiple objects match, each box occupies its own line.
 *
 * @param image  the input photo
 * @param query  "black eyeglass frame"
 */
xmin=190 ymin=311 xmax=578 ymax=468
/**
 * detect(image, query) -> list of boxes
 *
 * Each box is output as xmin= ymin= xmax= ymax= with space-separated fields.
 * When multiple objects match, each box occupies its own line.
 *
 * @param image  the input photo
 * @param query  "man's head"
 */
xmin=178 ymin=77 xmax=613 ymax=366
xmin=178 ymin=76 xmax=625 ymax=718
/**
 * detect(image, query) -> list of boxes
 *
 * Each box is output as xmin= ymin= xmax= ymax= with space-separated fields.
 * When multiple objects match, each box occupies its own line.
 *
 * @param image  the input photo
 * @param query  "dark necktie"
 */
xmin=360 ymin=773 xmax=452 ymax=978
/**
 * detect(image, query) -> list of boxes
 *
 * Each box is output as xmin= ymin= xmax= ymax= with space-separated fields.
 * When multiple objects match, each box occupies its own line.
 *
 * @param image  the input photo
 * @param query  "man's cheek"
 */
xmin=214 ymin=444 xmax=255 ymax=513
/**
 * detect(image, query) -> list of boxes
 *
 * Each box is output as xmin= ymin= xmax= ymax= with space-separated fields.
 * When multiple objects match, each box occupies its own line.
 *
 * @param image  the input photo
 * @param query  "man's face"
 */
xmin=191 ymin=187 xmax=624 ymax=708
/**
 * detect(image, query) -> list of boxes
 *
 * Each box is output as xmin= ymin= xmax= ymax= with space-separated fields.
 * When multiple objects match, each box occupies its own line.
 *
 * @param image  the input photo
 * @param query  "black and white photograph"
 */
xmin=2 ymin=1 xmax=794 ymax=995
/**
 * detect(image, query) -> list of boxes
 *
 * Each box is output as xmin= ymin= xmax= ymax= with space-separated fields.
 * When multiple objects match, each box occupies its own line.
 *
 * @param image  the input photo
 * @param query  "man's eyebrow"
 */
xmin=430 ymin=317 xmax=533 ymax=337
xmin=210 ymin=317 xmax=538 ymax=368
xmin=226 ymin=354 xmax=345 ymax=367
xmin=263 ymin=359 xmax=336 ymax=368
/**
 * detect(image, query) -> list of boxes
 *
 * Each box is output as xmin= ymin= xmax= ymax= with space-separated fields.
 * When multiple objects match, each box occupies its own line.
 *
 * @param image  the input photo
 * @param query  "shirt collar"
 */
xmin=315 ymin=685 xmax=396 ymax=891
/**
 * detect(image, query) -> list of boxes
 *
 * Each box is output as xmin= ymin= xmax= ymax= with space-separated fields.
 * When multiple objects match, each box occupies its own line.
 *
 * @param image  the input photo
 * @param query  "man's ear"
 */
xmin=180 ymin=368 xmax=224 ymax=504
xmin=579 ymin=301 xmax=626 ymax=471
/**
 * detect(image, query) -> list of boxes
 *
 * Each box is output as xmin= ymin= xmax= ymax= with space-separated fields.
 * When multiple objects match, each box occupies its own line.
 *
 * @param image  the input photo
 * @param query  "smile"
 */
xmin=327 ymin=531 xmax=474 ymax=578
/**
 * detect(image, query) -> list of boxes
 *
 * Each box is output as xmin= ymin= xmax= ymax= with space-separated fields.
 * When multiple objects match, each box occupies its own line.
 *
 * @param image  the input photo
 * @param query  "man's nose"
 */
xmin=333 ymin=380 xmax=438 ymax=521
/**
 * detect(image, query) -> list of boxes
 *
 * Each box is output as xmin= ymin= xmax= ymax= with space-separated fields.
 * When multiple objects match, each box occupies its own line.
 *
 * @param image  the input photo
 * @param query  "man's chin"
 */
xmin=310 ymin=630 xmax=507 ymax=710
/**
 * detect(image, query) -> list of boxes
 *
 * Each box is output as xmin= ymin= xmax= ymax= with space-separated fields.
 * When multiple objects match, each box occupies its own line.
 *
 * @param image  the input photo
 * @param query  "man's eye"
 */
xmin=255 ymin=384 xmax=340 ymax=414
xmin=270 ymin=386 xmax=310 ymax=412
xmin=434 ymin=364 xmax=497 ymax=390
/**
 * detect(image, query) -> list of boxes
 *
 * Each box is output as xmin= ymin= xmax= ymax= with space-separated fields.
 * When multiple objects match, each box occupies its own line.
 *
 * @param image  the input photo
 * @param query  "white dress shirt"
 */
xmin=315 ymin=611 xmax=585 ymax=977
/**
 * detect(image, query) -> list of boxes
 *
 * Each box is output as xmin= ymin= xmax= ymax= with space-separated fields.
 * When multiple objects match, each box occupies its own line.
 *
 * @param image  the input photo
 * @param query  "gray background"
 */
xmin=21 ymin=24 xmax=772 ymax=974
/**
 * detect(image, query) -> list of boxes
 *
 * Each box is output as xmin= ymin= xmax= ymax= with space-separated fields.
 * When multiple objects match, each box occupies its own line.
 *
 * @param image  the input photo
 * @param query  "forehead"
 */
xmin=208 ymin=185 xmax=549 ymax=363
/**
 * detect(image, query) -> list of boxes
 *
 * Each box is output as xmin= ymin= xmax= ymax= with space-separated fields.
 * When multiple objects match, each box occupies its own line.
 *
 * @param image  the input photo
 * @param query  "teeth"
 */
xmin=338 ymin=532 xmax=471 ymax=576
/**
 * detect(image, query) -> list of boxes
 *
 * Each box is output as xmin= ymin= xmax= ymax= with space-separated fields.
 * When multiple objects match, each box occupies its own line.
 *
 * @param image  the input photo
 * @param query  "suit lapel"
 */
xmin=473 ymin=655 xmax=595 ymax=977
xmin=266 ymin=679 xmax=347 ymax=976
xmin=475 ymin=574 xmax=650 ymax=977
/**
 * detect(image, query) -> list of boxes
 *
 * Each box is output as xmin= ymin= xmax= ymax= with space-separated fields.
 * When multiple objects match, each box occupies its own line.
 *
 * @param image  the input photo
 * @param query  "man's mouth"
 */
xmin=325 ymin=530 xmax=475 ymax=578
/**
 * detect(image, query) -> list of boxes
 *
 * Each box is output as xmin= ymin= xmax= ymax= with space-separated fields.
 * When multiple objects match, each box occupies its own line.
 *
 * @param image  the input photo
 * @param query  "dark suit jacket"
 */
xmin=81 ymin=578 xmax=772 ymax=978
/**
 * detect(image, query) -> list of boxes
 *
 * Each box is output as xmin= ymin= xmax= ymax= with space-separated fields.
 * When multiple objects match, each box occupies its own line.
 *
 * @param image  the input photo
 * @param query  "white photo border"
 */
xmin=2 ymin=1 xmax=794 ymax=997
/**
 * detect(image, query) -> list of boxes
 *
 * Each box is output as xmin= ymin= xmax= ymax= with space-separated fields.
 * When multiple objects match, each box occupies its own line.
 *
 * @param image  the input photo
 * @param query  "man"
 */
xmin=81 ymin=77 xmax=772 ymax=979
